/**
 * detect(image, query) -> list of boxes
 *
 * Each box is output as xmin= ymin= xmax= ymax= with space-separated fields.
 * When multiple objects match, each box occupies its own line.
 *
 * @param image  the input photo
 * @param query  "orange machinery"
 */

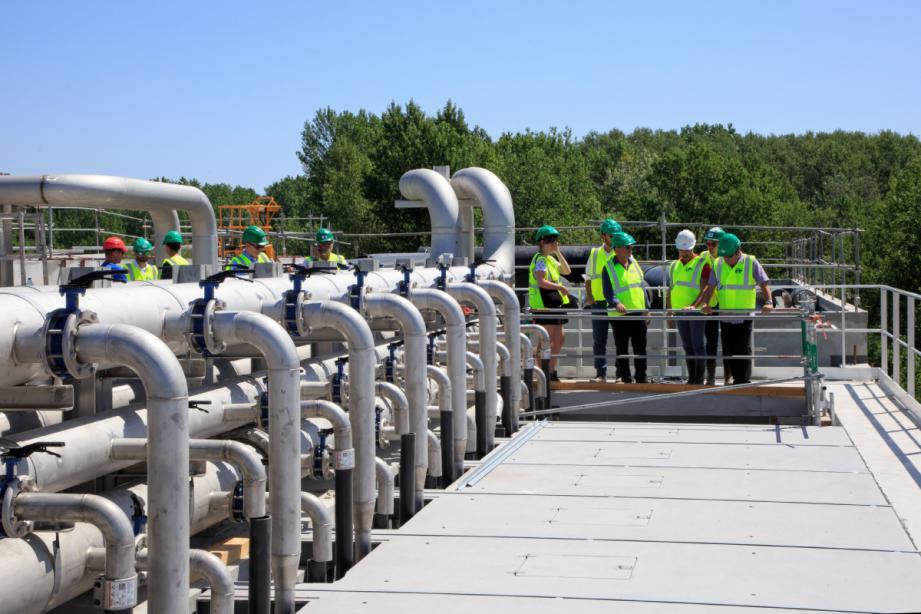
xmin=217 ymin=196 xmax=282 ymax=259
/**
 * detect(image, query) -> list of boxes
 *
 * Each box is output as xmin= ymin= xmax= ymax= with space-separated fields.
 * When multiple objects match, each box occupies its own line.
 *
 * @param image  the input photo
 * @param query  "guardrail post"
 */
xmin=893 ymin=293 xmax=901 ymax=386
xmin=880 ymin=288 xmax=888 ymax=375
xmin=908 ymin=296 xmax=915 ymax=399
xmin=840 ymin=284 xmax=847 ymax=368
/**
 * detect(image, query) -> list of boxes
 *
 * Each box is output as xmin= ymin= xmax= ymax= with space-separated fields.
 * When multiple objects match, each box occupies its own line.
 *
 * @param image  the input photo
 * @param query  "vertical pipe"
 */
xmin=334 ymin=468 xmax=354 ymax=578
xmin=480 ymin=281 xmax=522 ymax=433
xmin=249 ymin=515 xmax=271 ymax=614
xmin=840 ymin=284 xmax=847 ymax=368
xmin=399 ymin=432 xmax=415 ymax=524
xmin=17 ymin=209 xmax=26 ymax=285
xmin=881 ymin=288 xmax=889 ymax=375
xmin=475 ymin=390 xmax=488 ymax=458
xmin=853 ymin=228 xmax=861 ymax=307
xmin=440 ymin=407 xmax=454 ymax=484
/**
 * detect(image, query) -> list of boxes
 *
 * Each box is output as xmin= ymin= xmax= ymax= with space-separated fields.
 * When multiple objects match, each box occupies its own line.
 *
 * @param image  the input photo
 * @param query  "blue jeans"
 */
xmin=590 ymin=302 xmax=617 ymax=376
xmin=677 ymin=316 xmax=706 ymax=384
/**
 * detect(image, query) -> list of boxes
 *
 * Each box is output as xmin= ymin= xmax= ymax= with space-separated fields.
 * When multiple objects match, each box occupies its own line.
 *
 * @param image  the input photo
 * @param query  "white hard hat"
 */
xmin=675 ymin=229 xmax=696 ymax=251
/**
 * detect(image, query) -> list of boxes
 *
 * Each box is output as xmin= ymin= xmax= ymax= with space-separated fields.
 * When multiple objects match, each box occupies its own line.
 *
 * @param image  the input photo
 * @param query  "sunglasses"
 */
xmin=706 ymin=241 xmax=718 ymax=247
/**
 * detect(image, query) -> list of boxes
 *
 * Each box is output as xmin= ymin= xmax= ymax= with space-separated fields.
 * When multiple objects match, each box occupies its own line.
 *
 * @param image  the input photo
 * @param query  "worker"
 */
xmin=667 ymin=229 xmax=709 ymax=385
xmin=99 ymin=236 xmax=128 ymax=282
xmin=225 ymin=225 xmax=272 ymax=271
xmin=125 ymin=238 xmax=159 ymax=281
xmin=602 ymin=232 xmax=648 ymax=383
xmin=701 ymin=226 xmax=725 ymax=385
xmin=584 ymin=218 xmax=622 ymax=382
xmin=159 ymin=230 xmax=189 ymax=281
xmin=699 ymin=233 xmax=773 ymax=385
xmin=303 ymin=228 xmax=348 ymax=268
xmin=528 ymin=225 xmax=572 ymax=381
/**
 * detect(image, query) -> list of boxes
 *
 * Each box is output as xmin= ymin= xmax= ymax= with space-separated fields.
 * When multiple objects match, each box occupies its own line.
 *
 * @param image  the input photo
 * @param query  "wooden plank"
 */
xmin=208 ymin=537 xmax=250 ymax=564
xmin=551 ymin=380 xmax=804 ymax=398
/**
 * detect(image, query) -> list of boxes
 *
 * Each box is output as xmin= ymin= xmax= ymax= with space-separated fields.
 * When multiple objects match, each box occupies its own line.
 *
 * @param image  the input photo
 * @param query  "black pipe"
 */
xmin=541 ymin=357 xmax=552 ymax=408
xmin=400 ymin=432 xmax=415 ymax=524
xmin=499 ymin=375 xmax=512 ymax=435
xmin=307 ymin=559 xmax=328 ymax=583
xmin=440 ymin=409 xmax=455 ymax=485
xmin=334 ymin=468 xmax=353 ymax=579
xmin=475 ymin=389 xmax=488 ymax=458
xmin=248 ymin=515 xmax=271 ymax=614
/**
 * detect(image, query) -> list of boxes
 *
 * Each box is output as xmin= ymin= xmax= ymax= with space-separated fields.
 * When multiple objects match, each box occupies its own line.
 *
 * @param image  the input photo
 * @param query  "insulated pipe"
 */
xmin=136 ymin=548 xmax=235 ymax=614
xmin=398 ymin=169 xmax=460 ymax=259
xmin=375 ymin=381 xmax=409 ymax=434
xmin=13 ymin=493 xmax=137 ymax=612
xmin=73 ymin=323 xmax=189 ymax=614
xmin=364 ymin=293 xmax=428 ymax=511
xmin=210 ymin=311 xmax=300 ymax=614
xmin=447 ymin=283 xmax=498 ymax=449
xmin=410 ymin=288 xmax=467 ymax=476
xmin=451 ymin=168 xmax=516 ymax=275
xmin=481 ymin=280 xmax=522 ymax=432
xmin=300 ymin=301 xmax=377 ymax=560
xmin=0 ymin=174 xmax=218 ymax=268
xmin=426 ymin=365 xmax=454 ymax=483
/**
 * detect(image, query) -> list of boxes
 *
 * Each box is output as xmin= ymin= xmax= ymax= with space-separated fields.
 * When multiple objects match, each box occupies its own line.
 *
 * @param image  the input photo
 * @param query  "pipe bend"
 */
xmin=465 ymin=351 xmax=486 ymax=390
xmin=212 ymin=311 xmax=301 ymax=371
xmin=189 ymin=549 xmax=235 ymax=614
xmin=495 ymin=342 xmax=512 ymax=377
xmin=374 ymin=458 xmax=395 ymax=515
xmin=426 ymin=365 xmax=452 ymax=412
xmin=301 ymin=399 xmax=353 ymax=452
xmin=299 ymin=492 xmax=333 ymax=563
xmin=375 ymin=381 xmax=410 ymax=434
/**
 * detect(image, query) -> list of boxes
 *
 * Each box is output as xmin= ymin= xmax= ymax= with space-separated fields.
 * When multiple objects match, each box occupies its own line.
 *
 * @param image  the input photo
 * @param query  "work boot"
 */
xmin=550 ymin=371 xmax=560 ymax=382
xmin=590 ymin=373 xmax=606 ymax=383
xmin=706 ymin=361 xmax=716 ymax=386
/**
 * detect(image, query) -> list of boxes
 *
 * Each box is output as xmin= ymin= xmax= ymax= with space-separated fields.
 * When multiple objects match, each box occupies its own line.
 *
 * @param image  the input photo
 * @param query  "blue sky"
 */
xmin=2 ymin=1 xmax=919 ymax=191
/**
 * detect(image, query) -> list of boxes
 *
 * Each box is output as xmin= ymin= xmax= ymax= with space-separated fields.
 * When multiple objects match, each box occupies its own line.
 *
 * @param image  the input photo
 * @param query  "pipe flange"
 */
xmin=41 ymin=309 xmax=98 ymax=379
xmin=2 ymin=475 xmax=37 ymax=538
xmin=282 ymin=289 xmax=307 ymax=337
xmin=188 ymin=298 xmax=227 ymax=357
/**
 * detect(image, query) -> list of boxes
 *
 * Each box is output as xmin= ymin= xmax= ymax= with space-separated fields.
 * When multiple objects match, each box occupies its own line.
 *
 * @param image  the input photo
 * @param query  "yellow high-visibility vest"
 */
xmin=528 ymin=253 xmax=570 ymax=309
xmin=125 ymin=261 xmax=159 ymax=282
xmin=586 ymin=245 xmax=614 ymax=301
xmin=668 ymin=254 xmax=705 ymax=309
xmin=163 ymin=254 xmax=190 ymax=267
xmin=225 ymin=251 xmax=271 ymax=271
xmin=702 ymin=250 xmax=719 ymax=307
xmin=604 ymin=258 xmax=645 ymax=316
xmin=716 ymin=254 xmax=757 ymax=310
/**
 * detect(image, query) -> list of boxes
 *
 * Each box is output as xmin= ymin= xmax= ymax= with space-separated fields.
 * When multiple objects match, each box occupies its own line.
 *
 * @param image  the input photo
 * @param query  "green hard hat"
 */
xmin=704 ymin=226 xmax=726 ymax=241
xmin=315 ymin=228 xmax=335 ymax=243
xmin=534 ymin=225 xmax=560 ymax=242
xmin=162 ymin=230 xmax=183 ymax=246
xmin=611 ymin=232 xmax=636 ymax=248
xmin=133 ymin=237 xmax=154 ymax=254
xmin=717 ymin=232 xmax=742 ymax=257
xmin=242 ymin=225 xmax=269 ymax=246
xmin=599 ymin=218 xmax=622 ymax=235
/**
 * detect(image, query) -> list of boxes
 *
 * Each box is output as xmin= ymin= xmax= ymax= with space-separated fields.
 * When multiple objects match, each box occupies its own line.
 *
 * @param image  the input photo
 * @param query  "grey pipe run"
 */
xmin=136 ymin=548 xmax=235 ymax=614
xmin=480 ymin=280 xmax=522 ymax=433
xmin=519 ymin=332 xmax=536 ymax=412
xmin=375 ymin=457 xmax=396 ymax=517
xmin=495 ymin=341 xmax=513 ymax=434
xmin=364 ymin=293 xmax=428 ymax=511
xmin=301 ymin=300 xmax=377 ymax=561
xmin=426 ymin=365 xmax=454 ymax=483
xmin=451 ymin=167 xmax=517 ymax=275
xmin=521 ymin=323 xmax=552 ymax=408
xmin=426 ymin=429 xmax=443 ymax=482
xmin=376 ymin=381 xmax=410 ymax=434
xmin=447 ymin=283 xmax=498 ymax=450
xmin=398 ymin=169 xmax=460 ymax=260
xmin=13 ymin=493 xmax=137 ymax=612
xmin=465 ymin=350 xmax=488 ymax=458
xmin=299 ymin=492 xmax=334 ymax=581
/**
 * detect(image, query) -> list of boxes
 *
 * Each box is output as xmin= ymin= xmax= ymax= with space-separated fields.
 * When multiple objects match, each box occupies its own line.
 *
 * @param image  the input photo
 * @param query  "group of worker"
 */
xmin=529 ymin=220 xmax=772 ymax=386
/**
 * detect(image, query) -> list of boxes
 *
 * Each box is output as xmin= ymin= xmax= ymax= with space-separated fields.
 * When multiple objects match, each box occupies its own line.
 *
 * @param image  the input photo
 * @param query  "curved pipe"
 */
xmin=519 ymin=333 xmax=535 ymax=369
xmin=522 ymin=324 xmax=552 ymax=360
xmin=426 ymin=365 xmax=452 ymax=482
xmin=210 ymin=311 xmax=301 ymax=614
xmin=451 ymin=168 xmax=516 ymax=275
xmin=301 ymin=400 xmax=353 ymax=453
xmin=298 ymin=492 xmax=333 ymax=564
xmin=496 ymin=341 xmax=511 ymax=377
xmin=426 ymin=429 xmax=443 ymax=478
xmin=376 ymin=381 xmax=409 ymax=434
xmin=426 ymin=365 xmax=452 ymax=416
xmin=364 ymin=293 xmax=428 ymax=510
xmin=533 ymin=366 xmax=548 ymax=398
xmin=447 ymin=283 xmax=498 ymax=450
xmin=375 ymin=458 xmax=395 ymax=516
xmin=74 ymin=323 xmax=189 ymax=614
xmin=481 ymin=280 xmax=522 ymax=429
xmin=300 ymin=300 xmax=377 ymax=560
xmin=136 ymin=548 xmax=234 ymax=614
xmin=0 ymin=174 xmax=218 ymax=268
xmin=411 ymin=289 xmax=467 ymax=475
xmin=465 ymin=351 xmax=485 ymax=391
xmin=398 ymin=169 xmax=460 ymax=259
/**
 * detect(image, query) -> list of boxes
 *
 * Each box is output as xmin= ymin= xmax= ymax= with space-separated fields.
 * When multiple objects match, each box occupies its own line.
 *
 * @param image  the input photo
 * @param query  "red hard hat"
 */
xmin=103 ymin=237 xmax=127 ymax=252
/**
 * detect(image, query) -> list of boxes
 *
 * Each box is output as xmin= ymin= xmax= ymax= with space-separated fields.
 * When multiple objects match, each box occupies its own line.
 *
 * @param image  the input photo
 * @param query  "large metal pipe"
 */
xmin=210 ymin=310 xmax=301 ymax=614
xmin=136 ymin=548 xmax=235 ymax=614
xmin=426 ymin=365 xmax=454 ymax=483
xmin=447 ymin=283 xmax=498 ymax=450
xmin=480 ymin=280 xmax=522 ymax=432
xmin=374 ymin=457 xmax=395 ymax=518
xmin=451 ymin=168 xmax=516 ymax=275
xmin=522 ymin=324 xmax=553 ymax=408
xmin=398 ymin=169 xmax=460 ymax=259
xmin=364 ymin=293 xmax=428 ymax=510
xmin=0 ymin=174 xmax=218 ymax=268
xmin=301 ymin=300 xmax=377 ymax=560
xmin=375 ymin=381 xmax=409 ymax=434
xmin=410 ymin=289 xmax=467 ymax=476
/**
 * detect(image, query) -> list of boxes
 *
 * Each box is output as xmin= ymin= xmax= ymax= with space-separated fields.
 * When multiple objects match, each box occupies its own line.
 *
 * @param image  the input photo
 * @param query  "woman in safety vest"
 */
xmin=667 ymin=229 xmax=708 ymax=384
xmin=528 ymin=225 xmax=572 ymax=381
xmin=601 ymin=232 xmax=649 ymax=383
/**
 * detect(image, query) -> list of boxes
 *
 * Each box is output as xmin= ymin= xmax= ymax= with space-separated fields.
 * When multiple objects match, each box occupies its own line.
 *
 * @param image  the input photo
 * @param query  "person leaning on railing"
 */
xmin=584 ymin=218 xmax=621 ymax=383
xmin=528 ymin=225 xmax=572 ymax=382
xmin=696 ymin=233 xmax=773 ymax=385
xmin=701 ymin=226 xmax=725 ymax=385
xmin=602 ymin=231 xmax=649 ymax=384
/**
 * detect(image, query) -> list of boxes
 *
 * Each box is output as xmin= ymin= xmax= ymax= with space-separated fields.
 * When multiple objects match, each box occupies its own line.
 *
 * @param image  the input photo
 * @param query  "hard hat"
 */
xmin=704 ymin=226 xmax=726 ymax=241
xmin=534 ymin=225 xmax=561 ymax=242
xmin=599 ymin=219 xmax=622 ymax=235
xmin=103 ymin=236 xmax=127 ymax=252
xmin=315 ymin=228 xmax=335 ymax=243
xmin=162 ymin=230 xmax=183 ymax=245
xmin=611 ymin=232 xmax=637 ymax=248
xmin=675 ymin=229 xmax=696 ymax=251
xmin=133 ymin=238 xmax=154 ymax=254
xmin=717 ymin=233 xmax=742 ymax=257
xmin=242 ymin=225 xmax=269 ymax=246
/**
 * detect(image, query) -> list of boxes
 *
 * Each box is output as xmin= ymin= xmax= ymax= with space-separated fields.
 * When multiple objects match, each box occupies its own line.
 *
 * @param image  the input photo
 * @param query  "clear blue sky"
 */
xmin=2 ymin=1 xmax=919 ymax=192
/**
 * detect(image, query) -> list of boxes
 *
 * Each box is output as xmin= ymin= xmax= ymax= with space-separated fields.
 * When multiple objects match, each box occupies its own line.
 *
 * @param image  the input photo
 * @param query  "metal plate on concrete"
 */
xmin=533 ymin=423 xmax=854 ymax=446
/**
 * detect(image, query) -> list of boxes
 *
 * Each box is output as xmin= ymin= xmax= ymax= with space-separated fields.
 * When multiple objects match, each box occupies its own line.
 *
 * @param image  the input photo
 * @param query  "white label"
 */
xmin=335 ymin=448 xmax=355 ymax=470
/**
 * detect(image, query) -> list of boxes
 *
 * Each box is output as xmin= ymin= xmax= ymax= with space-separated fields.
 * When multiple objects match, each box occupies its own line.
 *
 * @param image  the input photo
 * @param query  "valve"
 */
xmin=384 ymin=343 xmax=398 ymax=383
xmin=434 ymin=253 xmax=452 ymax=291
xmin=188 ymin=400 xmax=211 ymax=414
xmin=230 ymin=481 xmax=246 ymax=522
xmin=282 ymin=264 xmax=333 ymax=336
xmin=258 ymin=391 xmax=270 ymax=429
xmin=0 ymin=442 xmax=64 ymax=538
xmin=348 ymin=262 xmax=370 ymax=312
xmin=330 ymin=358 xmax=346 ymax=405
xmin=313 ymin=429 xmax=334 ymax=480
xmin=188 ymin=270 xmax=250 ymax=357
xmin=129 ymin=492 xmax=147 ymax=536
xmin=395 ymin=259 xmax=413 ymax=298
xmin=427 ymin=334 xmax=436 ymax=365
xmin=465 ymin=258 xmax=495 ymax=284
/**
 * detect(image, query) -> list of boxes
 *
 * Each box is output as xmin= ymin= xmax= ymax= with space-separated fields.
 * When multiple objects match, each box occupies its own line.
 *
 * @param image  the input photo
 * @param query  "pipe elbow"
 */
xmin=301 ymin=400 xmax=353 ymax=451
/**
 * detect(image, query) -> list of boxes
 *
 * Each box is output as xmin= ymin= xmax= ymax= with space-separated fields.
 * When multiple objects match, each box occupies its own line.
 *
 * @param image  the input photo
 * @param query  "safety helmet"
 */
xmin=534 ymin=225 xmax=561 ymax=242
xmin=162 ymin=230 xmax=183 ymax=246
xmin=611 ymin=232 xmax=637 ymax=248
xmin=315 ymin=228 xmax=335 ymax=243
xmin=675 ymin=229 xmax=696 ymax=251
xmin=103 ymin=236 xmax=127 ymax=252
xmin=704 ymin=226 xmax=726 ymax=242
xmin=599 ymin=218 xmax=622 ymax=235
xmin=133 ymin=238 xmax=154 ymax=254
xmin=717 ymin=233 xmax=742 ymax=257
xmin=242 ymin=225 xmax=269 ymax=246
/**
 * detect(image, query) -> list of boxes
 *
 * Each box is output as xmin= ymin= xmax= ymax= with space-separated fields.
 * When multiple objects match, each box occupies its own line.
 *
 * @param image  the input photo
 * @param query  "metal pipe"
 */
xmin=376 ymin=381 xmax=410 ymax=434
xmin=398 ymin=169 xmax=460 ymax=259
xmin=399 ymin=432 xmax=415 ymax=524
xmin=480 ymin=280 xmax=522 ymax=431
xmin=410 ymin=288 xmax=468 ymax=477
xmin=297 ymin=491 xmax=333 ymax=574
xmin=189 ymin=549 xmax=235 ymax=614
xmin=375 ymin=457 xmax=395 ymax=518
xmin=451 ymin=168 xmax=516 ymax=274
xmin=13 ymin=493 xmax=137 ymax=612
xmin=426 ymin=429 xmax=443 ymax=482
xmin=74 ymin=323 xmax=189 ymax=614
xmin=300 ymin=300 xmax=377 ymax=561
xmin=210 ymin=311 xmax=301 ymax=614
xmin=426 ymin=365 xmax=454 ymax=483
xmin=365 ymin=293 xmax=428 ymax=511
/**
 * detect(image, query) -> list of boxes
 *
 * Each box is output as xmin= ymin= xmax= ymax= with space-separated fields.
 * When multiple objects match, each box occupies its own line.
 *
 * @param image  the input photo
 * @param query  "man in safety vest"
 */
xmin=159 ymin=230 xmax=189 ymax=281
xmin=303 ymin=228 xmax=348 ymax=269
xmin=698 ymin=233 xmax=773 ymax=385
xmin=602 ymin=232 xmax=648 ymax=383
xmin=667 ymin=229 xmax=709 ymax=385
xmin=225 ymin=225 xmax=272 ymax=272
xmin=584 ymin=218 xmax=621 ymax=382
xmin=125 ymin=238 xmax=159 ymax=281
xmin=700 ymin=227 xmax=724 ymax=384
xmin=99 ymin=236 xmax=128 ymax=282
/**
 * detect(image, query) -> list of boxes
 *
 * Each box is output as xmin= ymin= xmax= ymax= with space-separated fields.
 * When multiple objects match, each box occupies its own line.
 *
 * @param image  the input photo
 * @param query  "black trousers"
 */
xmin=612 ymin=318 xmax=647 ymax=382
xmin=720 ymin=320 xmax=753 ymax=384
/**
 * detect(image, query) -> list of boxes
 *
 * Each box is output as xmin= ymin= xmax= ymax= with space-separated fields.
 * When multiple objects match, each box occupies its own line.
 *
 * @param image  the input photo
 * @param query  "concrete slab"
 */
xmin=532 ymin=422 xmax=854 ymax=446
